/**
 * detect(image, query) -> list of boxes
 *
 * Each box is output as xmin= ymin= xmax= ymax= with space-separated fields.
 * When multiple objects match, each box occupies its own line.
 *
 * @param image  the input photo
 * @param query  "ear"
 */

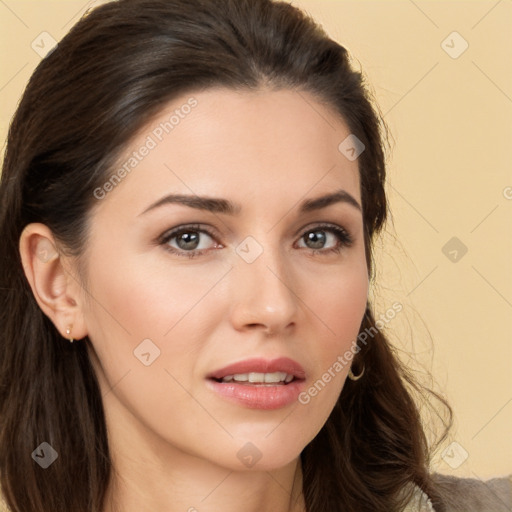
xmin=18 ymin=223 xmax=88 ymax=341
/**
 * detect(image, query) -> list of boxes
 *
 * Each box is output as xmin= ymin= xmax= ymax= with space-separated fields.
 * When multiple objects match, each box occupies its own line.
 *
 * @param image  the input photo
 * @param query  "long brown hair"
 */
xmin=0 ymin=1 xmax=452 ymax=510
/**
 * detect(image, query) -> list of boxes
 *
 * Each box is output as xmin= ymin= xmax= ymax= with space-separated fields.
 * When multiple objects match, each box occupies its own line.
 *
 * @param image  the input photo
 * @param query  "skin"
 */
xmin=19 ymin=88 xmax=369 ymax=512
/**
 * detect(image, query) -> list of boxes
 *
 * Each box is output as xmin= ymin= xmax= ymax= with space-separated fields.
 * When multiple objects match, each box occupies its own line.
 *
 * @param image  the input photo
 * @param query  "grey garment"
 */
xmin=432 ymin=472 xmax=512 ymax=512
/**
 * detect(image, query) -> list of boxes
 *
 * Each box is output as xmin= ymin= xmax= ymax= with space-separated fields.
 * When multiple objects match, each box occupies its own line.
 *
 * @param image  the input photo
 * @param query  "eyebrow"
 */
xmin=139 ymin=188 xmax=362 ymax=217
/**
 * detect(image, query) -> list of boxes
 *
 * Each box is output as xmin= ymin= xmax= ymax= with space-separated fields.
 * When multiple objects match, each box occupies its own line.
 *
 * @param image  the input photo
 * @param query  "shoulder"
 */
xmin=431 ymin=472 xmax=512 ymax=512
xmin=401 ymin=482 xmax=436 ymax=512
xmin=401 ymin=473 xmax=512 ymax=511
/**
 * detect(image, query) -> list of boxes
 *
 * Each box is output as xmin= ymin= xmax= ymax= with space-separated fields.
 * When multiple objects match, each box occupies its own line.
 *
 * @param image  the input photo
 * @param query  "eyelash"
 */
xmin=158 ymin=223 xmax=354 ymax=260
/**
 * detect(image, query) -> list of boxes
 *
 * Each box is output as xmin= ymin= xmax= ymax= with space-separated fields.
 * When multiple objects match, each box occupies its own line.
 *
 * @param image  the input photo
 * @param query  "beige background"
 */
xmin=1 ymin=0 xmax=511 ymax=480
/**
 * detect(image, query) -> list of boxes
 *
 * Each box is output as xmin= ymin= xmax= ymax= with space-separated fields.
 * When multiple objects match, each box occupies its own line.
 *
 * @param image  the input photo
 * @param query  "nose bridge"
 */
xmin=230 ymin=236 xmax=298 ymax=332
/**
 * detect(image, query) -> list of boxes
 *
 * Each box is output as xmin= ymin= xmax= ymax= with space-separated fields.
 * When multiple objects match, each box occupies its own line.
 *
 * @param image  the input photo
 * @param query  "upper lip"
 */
xmin=207 ymin=357 xmax=306 ymax=380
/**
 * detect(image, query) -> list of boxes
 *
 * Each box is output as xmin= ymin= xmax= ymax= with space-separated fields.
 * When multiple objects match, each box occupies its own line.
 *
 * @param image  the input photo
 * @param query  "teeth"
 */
xmin=220 ymin=371 xmax=294 ymax=384
xmin=250 ymin=372 xmax=265 ymax=383
xmin=263 ymin=372 xmax=285 ymax=383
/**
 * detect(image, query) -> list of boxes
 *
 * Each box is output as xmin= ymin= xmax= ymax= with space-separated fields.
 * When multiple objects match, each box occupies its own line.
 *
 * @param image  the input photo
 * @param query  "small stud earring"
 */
xmin=65 ymin=325 xmax=74 ymax=344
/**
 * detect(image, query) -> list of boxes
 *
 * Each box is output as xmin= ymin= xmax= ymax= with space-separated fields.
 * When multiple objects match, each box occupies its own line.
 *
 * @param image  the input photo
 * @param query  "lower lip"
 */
xmin=206 ymin=379 xmax=306 ymax=410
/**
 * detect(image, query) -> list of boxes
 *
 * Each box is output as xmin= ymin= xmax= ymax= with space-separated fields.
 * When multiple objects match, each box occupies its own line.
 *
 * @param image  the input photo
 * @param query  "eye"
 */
xmin=296 ymin=224 xmax=354 ymax=255
xmin=158 ymin=222 xmax=354 ymax=259
xmin=158 ymin=224 xmax=221 ymax=259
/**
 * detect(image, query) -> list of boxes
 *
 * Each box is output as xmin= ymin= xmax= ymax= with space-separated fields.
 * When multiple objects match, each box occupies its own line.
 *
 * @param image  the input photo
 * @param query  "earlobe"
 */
xmin=18 ymin=223 xmax=88 ymax=341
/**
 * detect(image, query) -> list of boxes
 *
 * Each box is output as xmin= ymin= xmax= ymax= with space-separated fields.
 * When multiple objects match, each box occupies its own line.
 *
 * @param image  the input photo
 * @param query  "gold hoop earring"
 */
xmin=65 ymin=325 xmax=74 ymax=344
xmin=348 ymin=365 xmax=365 ymax=381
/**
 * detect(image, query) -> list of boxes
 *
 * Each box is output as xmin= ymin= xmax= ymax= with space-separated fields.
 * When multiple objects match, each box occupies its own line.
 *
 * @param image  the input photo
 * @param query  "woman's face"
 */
xmin=79 ymin=87 xmax=368 ymax=471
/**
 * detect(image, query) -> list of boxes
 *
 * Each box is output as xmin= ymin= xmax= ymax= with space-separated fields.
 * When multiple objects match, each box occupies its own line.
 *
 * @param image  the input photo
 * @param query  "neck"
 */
xmin=103 ymin=441 xmax=306 ymax=512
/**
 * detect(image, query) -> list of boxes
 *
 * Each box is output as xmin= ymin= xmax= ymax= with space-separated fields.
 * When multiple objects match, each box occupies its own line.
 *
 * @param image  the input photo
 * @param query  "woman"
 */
xmin=0 ymin=0 xmax=508 ymax=511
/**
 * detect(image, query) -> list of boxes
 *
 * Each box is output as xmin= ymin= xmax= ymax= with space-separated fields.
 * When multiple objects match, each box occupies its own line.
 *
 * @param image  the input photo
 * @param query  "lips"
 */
xmin=206 ymin=357 xmax=306 ymax=382
xmin=205 ymin=357 xmax=307 ymax=409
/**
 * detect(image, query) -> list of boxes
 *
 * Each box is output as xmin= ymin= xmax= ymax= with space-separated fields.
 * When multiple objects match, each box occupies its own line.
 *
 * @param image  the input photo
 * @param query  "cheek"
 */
xmin=308 ymin=260 xmax=368 ymax=351
xmin=81 ymin=247 xmax=234 ymax=400
xmin=84 ymin=246 xmax=230 ymax=340
xmin=81 ymin=251 xmax=226 ymax=441
xmin=289 ymin=270 xmax=368 ymax=450
xmin=297 ymin=257 xmax=368 ymax=405
xmin=329 ymin=271 xmax=367 ymax=327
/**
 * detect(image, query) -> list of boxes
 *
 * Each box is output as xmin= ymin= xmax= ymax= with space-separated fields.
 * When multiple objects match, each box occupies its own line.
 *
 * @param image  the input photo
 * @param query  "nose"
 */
xmin=229 ymin=244 xmax=299 ymax=337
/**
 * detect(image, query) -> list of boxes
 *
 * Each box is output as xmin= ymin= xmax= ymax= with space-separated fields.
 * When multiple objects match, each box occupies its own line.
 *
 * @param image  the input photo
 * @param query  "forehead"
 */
xmin=93 ymin=87 xmax=361 ymax=218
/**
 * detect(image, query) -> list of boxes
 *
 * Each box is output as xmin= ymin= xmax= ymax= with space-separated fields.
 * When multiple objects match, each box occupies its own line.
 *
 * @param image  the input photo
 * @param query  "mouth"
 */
xmin=205 ymin=357 xmax=306 ymax=409
xmin=211 ymin=371 xmax=297 ymax=385
xmin=206 ymin=356 xmax=306 ymax=384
